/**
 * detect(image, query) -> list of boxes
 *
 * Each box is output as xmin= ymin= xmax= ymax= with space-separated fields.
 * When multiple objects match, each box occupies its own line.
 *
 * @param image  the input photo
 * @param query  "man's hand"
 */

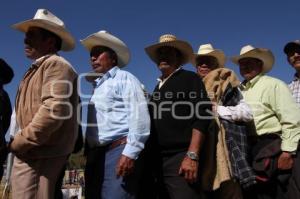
xmin=277 ymin=151 xmax=294 ymax=170
xmin=178 ymin=156 xmax=199 ymax=183
xmin=116 ymin=155 xmax=135 ymax=178
xmin=212 ymin=102 xmax=217 ymax=112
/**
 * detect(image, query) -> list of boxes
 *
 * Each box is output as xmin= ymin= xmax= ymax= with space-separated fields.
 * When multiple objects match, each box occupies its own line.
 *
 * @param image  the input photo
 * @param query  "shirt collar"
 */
xmin=95 ymin=66 xmax=119 ymax=87
xmin=293 ymin=73 xmax=300 ymax=81
xmin=157 ymin=67 xmax=182 ymax=82
xmin=240 ymin=73 xmax=264 ymax=90
xmin=32 ymin=54 xmax=56 ymax=68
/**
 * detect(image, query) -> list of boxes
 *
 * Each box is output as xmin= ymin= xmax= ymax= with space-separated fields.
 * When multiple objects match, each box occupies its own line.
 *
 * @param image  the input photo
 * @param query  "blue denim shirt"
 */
xmin=86 ymin=66 xmax=150 ymax=159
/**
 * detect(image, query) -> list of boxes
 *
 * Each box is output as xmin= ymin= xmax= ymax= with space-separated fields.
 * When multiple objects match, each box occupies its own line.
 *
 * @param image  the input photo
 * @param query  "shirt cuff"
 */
xmin=192 ymin=120 xmax=211 ymax=135
xmin=281 ymin=140 xmax=299 ymax=152
xmin=122 ymin=144 xmax=142 ymax=159
xmin=217 ymin=105 xmax=232 ymax=117
xmin=281 ymin=129 xmax=300 ymax=152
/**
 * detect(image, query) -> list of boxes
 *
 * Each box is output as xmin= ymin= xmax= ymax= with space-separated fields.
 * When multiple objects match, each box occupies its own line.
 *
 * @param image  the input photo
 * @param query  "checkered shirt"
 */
xmin=289 ymin=74 xmax=300 ymax=106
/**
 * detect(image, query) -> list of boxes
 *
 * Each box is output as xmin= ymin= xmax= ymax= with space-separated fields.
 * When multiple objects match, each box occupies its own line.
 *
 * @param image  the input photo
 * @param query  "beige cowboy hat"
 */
xmin=12 ymin=8 xmax=75 ymax=51
xmin=80 ymin=30 xmax=130 ymax=67
xmin=231 ymin=45 xmax=274 ymax=73
xmin=192 ymin=44 xmax=226 ymax=67
xmin=145 ymin=34 xmax=193 ymax=65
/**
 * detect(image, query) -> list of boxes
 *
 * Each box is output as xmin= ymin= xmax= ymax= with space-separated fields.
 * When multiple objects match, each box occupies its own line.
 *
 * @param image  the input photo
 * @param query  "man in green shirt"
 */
xmin=232 ymin=45 xmax=300 ymax=199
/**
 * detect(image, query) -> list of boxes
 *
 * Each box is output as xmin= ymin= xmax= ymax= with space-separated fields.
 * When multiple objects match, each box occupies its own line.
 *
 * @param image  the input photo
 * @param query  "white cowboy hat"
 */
xmin=80 ymin=30 xmax=130 ymax=67
xmin=231 ymin=45 xmax=274 ymax=73
xmin=192 ymin=44 xmax=226 ymax=67
xmin=12 ymin=9 xmax=75 ymax=51
xmin=145 ymin=34 xmax=193 ymax=65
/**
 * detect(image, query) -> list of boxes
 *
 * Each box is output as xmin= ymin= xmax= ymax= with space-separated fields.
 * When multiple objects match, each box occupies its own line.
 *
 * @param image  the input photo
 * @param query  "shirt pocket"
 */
xmin=93 ymin=94 xmax=113 ymax=112
xmin=93 ymin=87 xmax=123 ymax=112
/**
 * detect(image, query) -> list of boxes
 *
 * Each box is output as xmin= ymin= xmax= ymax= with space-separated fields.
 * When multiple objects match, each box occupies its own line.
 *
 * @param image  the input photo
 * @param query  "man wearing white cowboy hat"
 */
xmin=143 ymin=34 xmax=212 ymax=199
xmin=9 ymin=9 xmax=79 ymax=199
xmin=193 ymin=43 xmax=252 ymax=122
xmin=284 ymin=40 xmax=300 ymax=106
xmin=232 ymin=45 xmax=300 ymax=199
xmin=80 ymin=30 xmax=150 ymax=199
xmin=192 ymin=44 xmax=255 ymax=199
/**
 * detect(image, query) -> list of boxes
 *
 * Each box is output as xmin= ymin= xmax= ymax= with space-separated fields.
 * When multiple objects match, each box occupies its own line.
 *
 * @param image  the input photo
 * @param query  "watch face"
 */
xmin=187 ymin=152 xmax=198 ymax=160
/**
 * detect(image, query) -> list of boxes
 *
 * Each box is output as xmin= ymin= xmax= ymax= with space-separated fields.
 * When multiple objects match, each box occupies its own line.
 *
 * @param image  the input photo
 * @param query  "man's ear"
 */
xmin=47 ymin=37 xmax=57 ymax=50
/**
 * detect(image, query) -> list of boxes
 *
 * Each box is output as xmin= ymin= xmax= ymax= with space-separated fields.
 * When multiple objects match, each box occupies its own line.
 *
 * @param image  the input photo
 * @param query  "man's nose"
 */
xmin=24 ymin=37 xmax=30 ymax=45
xmin=91 ymin=56 xmax=97 ymax=62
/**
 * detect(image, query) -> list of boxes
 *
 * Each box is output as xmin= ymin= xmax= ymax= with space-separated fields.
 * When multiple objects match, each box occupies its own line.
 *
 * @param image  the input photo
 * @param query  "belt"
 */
xmin=107 ymin=136 xmax=127 ymax=151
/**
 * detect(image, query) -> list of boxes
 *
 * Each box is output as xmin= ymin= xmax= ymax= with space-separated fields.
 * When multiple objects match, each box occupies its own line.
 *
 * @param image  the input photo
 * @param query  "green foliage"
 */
xmin=67 ymin=149 xmax=86 ymax=170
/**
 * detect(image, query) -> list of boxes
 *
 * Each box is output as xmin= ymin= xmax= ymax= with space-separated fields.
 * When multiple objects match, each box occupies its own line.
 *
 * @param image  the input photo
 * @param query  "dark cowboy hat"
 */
xmin=0 ymin=58 xmax=14 ymax=84
xmin=283 ymin=40 xmax=300 ymax=55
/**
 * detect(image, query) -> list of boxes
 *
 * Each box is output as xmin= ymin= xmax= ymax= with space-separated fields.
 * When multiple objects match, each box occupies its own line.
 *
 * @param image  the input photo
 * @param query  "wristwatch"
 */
xmin=186 ymin=151 xmax=199 ymax=161
xmin=287 ymin=151 xmax=297 ymax=156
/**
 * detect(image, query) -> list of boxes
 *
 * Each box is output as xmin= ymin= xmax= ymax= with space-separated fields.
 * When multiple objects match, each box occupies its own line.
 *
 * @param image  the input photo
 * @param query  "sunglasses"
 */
xmin=196 ymin=56 xmax=219 ymax=68
xmin=286 ymin=47 xmax=300 ymax=57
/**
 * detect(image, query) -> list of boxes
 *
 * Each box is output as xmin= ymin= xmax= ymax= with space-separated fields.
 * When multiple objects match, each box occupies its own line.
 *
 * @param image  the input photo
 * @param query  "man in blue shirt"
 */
xmin=81 ymin=30 xmax=150 ymax=199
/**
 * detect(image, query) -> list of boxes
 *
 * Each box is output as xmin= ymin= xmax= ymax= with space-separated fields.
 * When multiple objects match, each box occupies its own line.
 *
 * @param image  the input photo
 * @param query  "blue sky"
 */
xmin=1 ymin=0 xmax=299 ymax=115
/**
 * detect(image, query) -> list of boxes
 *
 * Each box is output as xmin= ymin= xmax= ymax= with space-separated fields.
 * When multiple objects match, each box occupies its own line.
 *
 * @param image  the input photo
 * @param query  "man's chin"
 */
xmin=199 ymin=72 xmax=208 ymax=78
xmin=93 ymin=68 xmax=104 ymax=74
xmin=158 ymin=64 xmax=171 ymax=70
xmin=25 ymin=52 xmax=35 ymax=60
xmin=293 ymin=63 xmax=300 ymax=70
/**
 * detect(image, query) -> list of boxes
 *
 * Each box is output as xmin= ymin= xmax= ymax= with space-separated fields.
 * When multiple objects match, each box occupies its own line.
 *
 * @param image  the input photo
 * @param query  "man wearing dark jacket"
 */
xmin=0 ymin=58 xmax=14 ymax=181
xmin=144 ymin=34 xmax=212 ymax=199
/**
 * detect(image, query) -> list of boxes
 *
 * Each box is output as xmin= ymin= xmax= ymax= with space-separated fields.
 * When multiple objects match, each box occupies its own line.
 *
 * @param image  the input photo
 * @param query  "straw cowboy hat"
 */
xmin=80 ymin=30 xmax=130 ymax=67
xmin=192 ymin=44 xmax=226 ymax=67
xmin=145 ymin=34 xmax=193 ymax=65
xmin=284 ymin=40 xmax=300 ymax=55
xmin=12 ymin=8 xmax=75 ymax=51
xmin=231 ymin=45 xmax=274 ymax=73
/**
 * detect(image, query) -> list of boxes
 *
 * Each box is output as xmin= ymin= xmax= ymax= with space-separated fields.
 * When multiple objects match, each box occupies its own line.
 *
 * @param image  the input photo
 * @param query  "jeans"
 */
xmin=85 ymin=144 xmax=139 ymax=199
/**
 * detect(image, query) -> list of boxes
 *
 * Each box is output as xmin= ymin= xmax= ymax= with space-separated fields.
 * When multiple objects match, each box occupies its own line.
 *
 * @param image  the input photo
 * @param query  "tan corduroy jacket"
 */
xmin=11 ymin=54 xmax=79 ymax=159
xmin=201 ymin=68 xmax=240 ymax=190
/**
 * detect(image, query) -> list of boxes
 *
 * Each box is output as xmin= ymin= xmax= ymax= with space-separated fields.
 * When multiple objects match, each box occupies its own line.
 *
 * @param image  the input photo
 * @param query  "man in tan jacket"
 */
xmin=9 ymin=9 xmax=79 ymax=199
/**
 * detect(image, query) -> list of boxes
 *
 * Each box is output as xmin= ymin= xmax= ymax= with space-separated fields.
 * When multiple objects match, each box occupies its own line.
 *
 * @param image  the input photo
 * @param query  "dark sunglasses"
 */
xmin=287 ymin=47 xmax=300 ymax=57
xmin=196 ymin=56 xmax=219 ymax=68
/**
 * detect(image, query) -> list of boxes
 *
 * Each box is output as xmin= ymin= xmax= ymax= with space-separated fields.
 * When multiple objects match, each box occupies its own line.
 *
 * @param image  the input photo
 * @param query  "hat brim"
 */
xmin=12 ymin=19 xmax=75 ymax=51
xmin=231 ymin=48 xmax=274 ymax=73
xmin=80 ymin=33 xmax=130 ymax=67
xmin=192 ymin=49 xmax=226 ymax=67
xmin=284 ymin=42 xmax=300 ymax=54
xmin=145 ymin=40 xmax=193 ymax=65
